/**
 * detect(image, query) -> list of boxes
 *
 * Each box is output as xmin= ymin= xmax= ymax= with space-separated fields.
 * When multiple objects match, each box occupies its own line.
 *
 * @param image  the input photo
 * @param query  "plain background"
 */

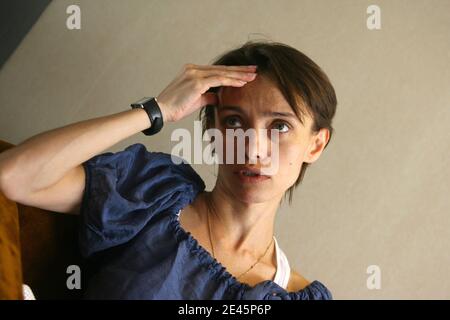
xmin=0 ymin=0 xmax=449 ymax=299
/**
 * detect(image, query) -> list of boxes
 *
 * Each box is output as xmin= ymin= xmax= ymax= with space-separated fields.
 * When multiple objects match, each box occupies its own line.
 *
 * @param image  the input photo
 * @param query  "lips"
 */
xmin=233 ymin=166 xmax=271 ymax=183
xmin=234 ymin=166 xmax=267 ymax=176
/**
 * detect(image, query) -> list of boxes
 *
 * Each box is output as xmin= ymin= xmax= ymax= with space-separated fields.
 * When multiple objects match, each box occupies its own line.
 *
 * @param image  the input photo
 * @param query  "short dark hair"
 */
xmin=199 ymin=40 xmax=337 ymax=204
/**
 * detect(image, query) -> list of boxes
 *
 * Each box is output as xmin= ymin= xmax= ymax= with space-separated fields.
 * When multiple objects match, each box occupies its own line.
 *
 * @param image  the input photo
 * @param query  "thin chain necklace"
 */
xmin=205 ymin=194 xmax=274 ymax=280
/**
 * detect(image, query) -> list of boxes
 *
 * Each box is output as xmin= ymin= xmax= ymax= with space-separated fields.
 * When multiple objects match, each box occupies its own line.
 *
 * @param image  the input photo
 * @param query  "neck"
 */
xmin=203 ymin=182 xmax=281 ymax=255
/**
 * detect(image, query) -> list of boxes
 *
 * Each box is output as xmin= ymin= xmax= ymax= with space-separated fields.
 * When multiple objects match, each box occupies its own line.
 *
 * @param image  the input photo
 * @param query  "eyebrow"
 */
xmin=218 ymin=105 xmax=297 ymax=119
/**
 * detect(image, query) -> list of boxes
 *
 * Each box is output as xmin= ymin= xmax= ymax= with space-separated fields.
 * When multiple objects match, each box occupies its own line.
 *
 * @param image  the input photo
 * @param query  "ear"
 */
xmin=304 ymin=128 xmax=330 ymax=164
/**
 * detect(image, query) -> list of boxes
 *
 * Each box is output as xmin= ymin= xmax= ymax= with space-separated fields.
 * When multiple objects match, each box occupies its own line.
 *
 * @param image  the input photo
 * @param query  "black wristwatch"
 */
xmin=131 ymin=97 xmax=164 ymax=136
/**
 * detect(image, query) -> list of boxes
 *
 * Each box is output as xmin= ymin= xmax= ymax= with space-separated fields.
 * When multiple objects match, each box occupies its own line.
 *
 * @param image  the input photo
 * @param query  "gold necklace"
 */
xmin=205 ymin=195 xmax=274 ymax=280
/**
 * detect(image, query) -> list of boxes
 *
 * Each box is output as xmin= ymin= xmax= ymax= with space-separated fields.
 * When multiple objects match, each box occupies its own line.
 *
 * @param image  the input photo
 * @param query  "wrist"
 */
xmin=155 ymin=97 xmax=172 ymax=123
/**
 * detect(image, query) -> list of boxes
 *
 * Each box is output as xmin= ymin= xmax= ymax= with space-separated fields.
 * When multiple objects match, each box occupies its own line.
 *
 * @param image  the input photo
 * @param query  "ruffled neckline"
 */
xmin=168 ymin=205 xmax=332 ymax=300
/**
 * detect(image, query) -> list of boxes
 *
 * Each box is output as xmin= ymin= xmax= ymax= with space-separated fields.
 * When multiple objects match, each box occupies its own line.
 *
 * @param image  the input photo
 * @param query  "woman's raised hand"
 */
xmin=156 ymin=64 xmax=257 ymax=123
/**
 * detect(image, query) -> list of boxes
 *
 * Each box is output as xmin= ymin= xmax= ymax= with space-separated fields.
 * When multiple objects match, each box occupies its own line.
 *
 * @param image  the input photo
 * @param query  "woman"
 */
xmin=0 ymin=40 xmax=337 ymax=300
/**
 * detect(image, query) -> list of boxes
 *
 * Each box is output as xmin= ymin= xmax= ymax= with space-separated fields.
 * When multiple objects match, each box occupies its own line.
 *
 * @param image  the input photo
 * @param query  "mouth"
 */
xmin=233 ymin=167 xmax=271 ymax=183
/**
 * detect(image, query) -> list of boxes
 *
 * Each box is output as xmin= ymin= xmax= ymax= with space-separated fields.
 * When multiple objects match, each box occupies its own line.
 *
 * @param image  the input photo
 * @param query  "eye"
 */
xmin=223 ymin=116 xmax=242 ymax=128
xmin=272 ymin=122 xmax=290 ymax=133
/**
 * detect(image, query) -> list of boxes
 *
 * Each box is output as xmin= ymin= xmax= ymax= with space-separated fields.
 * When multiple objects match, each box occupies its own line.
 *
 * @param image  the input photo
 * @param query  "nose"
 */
xmin=245 ymin=127 xmax=271 ymax=164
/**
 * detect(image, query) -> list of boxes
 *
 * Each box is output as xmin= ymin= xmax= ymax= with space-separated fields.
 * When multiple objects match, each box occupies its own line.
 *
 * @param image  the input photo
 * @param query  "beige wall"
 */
xmin=1 ymin=0 xmax=449 ymax=299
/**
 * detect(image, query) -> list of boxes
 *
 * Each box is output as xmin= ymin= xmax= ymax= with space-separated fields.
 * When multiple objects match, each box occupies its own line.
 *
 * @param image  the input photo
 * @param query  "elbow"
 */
xmin=0 ymin=167 xmax=23 ymax=202
xmin=0 ymin=152 xmax=35 ymax=202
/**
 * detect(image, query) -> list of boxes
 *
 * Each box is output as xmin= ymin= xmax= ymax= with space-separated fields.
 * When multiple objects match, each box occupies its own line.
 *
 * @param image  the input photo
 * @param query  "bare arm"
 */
xmin=0 ymin=108 xmax=152 ymax=214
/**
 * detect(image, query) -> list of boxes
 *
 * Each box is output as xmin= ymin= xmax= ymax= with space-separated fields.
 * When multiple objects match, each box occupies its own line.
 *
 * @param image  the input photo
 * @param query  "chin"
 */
xmin=219 ymin=170 xmax=279 ymax=203
xmin=236 ymin=192 xmax=268 ymax=204
xmin=229 ymin=182 xmax=275 ymax=204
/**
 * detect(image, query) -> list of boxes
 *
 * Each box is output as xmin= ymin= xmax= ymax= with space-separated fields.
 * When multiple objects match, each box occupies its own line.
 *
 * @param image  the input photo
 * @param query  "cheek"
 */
xmin=277 ymin=143 xmax=304 ymax=178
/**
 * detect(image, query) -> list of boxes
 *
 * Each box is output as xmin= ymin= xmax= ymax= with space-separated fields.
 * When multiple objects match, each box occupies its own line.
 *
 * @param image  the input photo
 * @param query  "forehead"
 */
xmin=218 ymin=75 xmax=292 ymax=114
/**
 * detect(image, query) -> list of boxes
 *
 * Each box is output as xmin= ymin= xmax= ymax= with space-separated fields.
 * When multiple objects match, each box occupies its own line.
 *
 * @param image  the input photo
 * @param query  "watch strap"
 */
xmin=131 ymin=97 xmax=164 ymax=136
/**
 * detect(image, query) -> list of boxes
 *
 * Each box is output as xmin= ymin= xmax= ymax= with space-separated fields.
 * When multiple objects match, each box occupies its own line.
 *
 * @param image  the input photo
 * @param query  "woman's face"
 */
xmin=213 ymin=74 xmax=329 ymax=204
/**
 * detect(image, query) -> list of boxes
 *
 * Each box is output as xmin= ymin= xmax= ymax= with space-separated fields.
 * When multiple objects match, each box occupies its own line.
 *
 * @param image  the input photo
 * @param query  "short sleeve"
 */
xmin=79 ymin=143 xmax=205 ymax=258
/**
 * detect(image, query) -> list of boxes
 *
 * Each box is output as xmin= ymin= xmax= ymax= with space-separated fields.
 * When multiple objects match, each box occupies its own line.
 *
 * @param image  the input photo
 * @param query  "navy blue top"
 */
xmin=79 ymin=143 xmax=332 ymax=300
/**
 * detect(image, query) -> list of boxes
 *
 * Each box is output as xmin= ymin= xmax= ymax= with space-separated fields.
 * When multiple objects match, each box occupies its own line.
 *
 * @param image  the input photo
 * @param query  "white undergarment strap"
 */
xmin=272 ymin=236 xmax=291 ymax=289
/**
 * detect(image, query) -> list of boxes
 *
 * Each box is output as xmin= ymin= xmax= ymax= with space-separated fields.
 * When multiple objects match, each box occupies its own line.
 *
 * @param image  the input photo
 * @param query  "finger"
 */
xmin=198 ymin=68 xmax=257 ymax=81
xmin=191 ymin=64 xmax=257 ymax=72
xmin=201 ymin=75 xmax=249 ymax=89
